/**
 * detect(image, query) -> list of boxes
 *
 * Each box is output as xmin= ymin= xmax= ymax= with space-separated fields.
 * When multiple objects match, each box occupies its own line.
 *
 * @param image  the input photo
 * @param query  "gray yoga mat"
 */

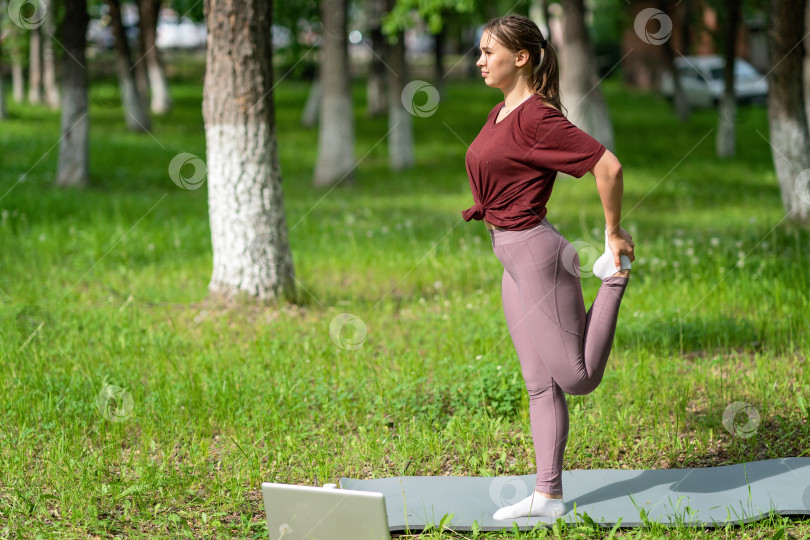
xmin=339 ymin=457 xmax=810 ymax=531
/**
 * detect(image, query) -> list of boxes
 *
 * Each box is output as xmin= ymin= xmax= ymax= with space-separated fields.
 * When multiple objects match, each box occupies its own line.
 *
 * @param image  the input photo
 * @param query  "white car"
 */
xmin=659 ymin=55 xmax=768 ymax=107
xmin=156 ymin=13 xmax=207 ymax=49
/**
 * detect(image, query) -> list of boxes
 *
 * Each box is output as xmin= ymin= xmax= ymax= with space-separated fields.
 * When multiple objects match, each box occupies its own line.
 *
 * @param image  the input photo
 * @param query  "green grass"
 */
xmin=0 ymin=62 xmax=809 ymax=539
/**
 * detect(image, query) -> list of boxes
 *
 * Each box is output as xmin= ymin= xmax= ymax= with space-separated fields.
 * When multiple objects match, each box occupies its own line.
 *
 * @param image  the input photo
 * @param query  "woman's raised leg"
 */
xmin=494 ymin=227 xmax=628 ymax=397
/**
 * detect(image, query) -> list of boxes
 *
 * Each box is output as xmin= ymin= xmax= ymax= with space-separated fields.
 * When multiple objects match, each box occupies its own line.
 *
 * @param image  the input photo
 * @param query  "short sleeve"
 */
xmin=525 ymin=104 xmax=607 ymax=178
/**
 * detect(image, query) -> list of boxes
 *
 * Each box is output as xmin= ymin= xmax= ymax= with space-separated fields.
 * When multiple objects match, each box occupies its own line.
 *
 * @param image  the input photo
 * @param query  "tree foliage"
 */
xmin=382 ymin=0 xmax=475 ymax=36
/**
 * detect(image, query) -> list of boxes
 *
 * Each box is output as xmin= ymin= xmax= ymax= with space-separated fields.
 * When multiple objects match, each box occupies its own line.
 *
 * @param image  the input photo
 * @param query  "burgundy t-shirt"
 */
xmin=462 ymin=94 xmax=607 ymax=230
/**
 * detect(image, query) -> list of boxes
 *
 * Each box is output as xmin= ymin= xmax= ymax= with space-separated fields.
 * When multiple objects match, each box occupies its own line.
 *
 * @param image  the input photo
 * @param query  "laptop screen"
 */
xmin=261 ymin=482 xmax=390 ymax=540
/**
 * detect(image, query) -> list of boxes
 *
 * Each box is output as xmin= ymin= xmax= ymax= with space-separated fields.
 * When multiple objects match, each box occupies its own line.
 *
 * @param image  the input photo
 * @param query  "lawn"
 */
xmin=0 ymin=60 xmax=809 ymax=539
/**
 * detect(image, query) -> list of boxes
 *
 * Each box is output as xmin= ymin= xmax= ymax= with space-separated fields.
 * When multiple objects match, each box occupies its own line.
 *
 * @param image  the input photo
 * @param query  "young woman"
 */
xmin=462 ymin=15 xmax=635 ymax=520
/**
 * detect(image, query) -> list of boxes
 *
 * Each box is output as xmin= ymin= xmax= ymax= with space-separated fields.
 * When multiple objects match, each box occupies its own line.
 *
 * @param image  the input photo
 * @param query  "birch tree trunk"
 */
xmin=387 ymin=28 xmax=414 ymax=170
xmin=716 ymin=0 xmax=740 ymax=157
xmin=138 ymin=0 xmax=172 ymax=114
xmin=366 ymin=0 xmax=387 ymax=116
xmin=4 ymin=23 xmax=25 ymax=104
xmin=203 ymin=0 xmax=296 ymax=303
xmin=42 ymin=0 xmax=60 ymax=109
xmin=28 ymin=27 xmax=42 ymax=104
xmin=301 ymin=75 xmax=320 ymax=127
xmin=313 ymin=0 xmax=356 ymax=187
xmin=559 ymin=0 xmax=615 ymax=152
xmin=2 ymin=24 xmax=26 ymax=103
xmin=56 ymin=0 xmax=90 ymax=187
xmin=108 ymin=0 xmax=151 ymax=131
xmin=11 ymin=47 xmax=25 ymax=103
xmin=767 ymin=0 xmax=810 ymax=222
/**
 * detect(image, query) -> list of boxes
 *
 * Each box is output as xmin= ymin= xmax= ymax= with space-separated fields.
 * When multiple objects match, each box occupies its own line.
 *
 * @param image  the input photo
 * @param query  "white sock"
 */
xmin=492 ymin=490 xmax=567 ymax=520
xmin=592 ymin=228 xmax=631 ymax=280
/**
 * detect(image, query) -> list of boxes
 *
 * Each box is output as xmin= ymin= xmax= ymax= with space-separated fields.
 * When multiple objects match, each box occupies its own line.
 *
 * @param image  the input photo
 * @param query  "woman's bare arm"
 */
xmin=590 ymin=150 xmax=635 ymax=268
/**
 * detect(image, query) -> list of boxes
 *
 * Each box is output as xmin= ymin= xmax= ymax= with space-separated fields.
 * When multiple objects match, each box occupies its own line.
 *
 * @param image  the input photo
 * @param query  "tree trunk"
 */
xmin=301 ymin=75 xmax=320 ymax=127
xmin=804 ymin=0 xmax=810 ymax=122
xmin=108 ymin=0 xmax=151 ymax=131
xmin=3 ymin=25 xmax=25 ymax=103
xmin=133 ymin=15 xmax=151 ymax=113
xmin=0 ymin=74 xmax=6 ymax=121
xmin=680 ymin=0 xmax=692 ymax=54
xmin=387 ymin=29 xmax=414 ymax=170
xmin=667 ymin=54 xmax=691 ymax=122
xmin=138 ymin=0 xmax=172 ymax=114
xmin=559 ymin=0 xmax=615 ymax=152
xmin=203 ymin=0 xmax=296 ymax=303
xmin=313 ymin=0 xmax=356 ymax=187
xmin=42 ymin=0 xmax=60 ymax=108
xmin=541 ymin=0 xmax=552 ymax=43
xmin=11 ymin=46 xmax=25 ymax=103
xmin=366 ymin=0 xmax=387 ymax=116
xmin=0 ymin=41 xmax=6 ymax=120
xmin=658 ymin=0 xmax=690 ymax=121
xmin=766 ymin=0 xmax=810 ymax=222
xmin=28 ymin=27 xmax=42 ymax=104
xmin=530 ymin=0 xmax=552 ymax=44
xmin=56 ymin=0 xmax=90 ymax=188
xmin=432 ymin=23 xmax=446 ymax=97
xmin=716 ymin=0 xmax=740 ymax=157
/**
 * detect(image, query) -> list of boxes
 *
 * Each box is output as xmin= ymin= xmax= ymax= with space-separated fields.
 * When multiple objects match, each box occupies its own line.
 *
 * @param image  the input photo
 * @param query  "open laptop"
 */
xmin=261 ymin=481 xmax=390 ymax=540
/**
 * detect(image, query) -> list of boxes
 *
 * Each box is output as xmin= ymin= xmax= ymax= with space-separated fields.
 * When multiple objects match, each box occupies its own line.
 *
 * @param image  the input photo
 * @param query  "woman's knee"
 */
xmin=562 ymin=385 xmax=590 ymax=396
xmin=557 ymin=375 xmax=601 ymax=396
xmin=521 ymin=369 xmax=553 ymax=397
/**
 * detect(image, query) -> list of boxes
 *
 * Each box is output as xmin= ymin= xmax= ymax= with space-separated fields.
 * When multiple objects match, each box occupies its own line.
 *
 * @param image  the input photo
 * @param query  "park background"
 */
xmin=1 ymin=0 xmax=810 ymax=538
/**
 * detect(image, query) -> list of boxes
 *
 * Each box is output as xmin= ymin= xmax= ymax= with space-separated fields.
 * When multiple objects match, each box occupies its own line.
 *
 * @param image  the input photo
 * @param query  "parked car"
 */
xmin=156 ymin=11 xmax=206 ymax=49
xmin=659 ymin=55 xmax=768 ymax=108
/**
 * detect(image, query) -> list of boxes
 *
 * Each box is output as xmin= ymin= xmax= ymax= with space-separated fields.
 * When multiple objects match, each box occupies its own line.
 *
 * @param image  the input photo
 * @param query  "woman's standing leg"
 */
xmin=500 ymin=265 xmax=569 ymax=497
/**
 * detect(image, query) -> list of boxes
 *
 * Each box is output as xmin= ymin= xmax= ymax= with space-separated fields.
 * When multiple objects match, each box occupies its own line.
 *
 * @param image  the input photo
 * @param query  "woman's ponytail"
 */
xmin=530 ymin=39 xmax=565 ymax=115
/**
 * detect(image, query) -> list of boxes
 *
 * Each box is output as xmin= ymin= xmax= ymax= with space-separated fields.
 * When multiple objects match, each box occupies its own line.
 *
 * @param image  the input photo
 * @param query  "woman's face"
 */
xmin=476 ymin=30 xmax=524 ymax=89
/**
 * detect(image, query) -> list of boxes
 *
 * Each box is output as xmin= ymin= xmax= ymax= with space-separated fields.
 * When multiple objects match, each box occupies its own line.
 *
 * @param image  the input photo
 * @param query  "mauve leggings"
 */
xmin=488 ymin=218 xmax=628 ymax=495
